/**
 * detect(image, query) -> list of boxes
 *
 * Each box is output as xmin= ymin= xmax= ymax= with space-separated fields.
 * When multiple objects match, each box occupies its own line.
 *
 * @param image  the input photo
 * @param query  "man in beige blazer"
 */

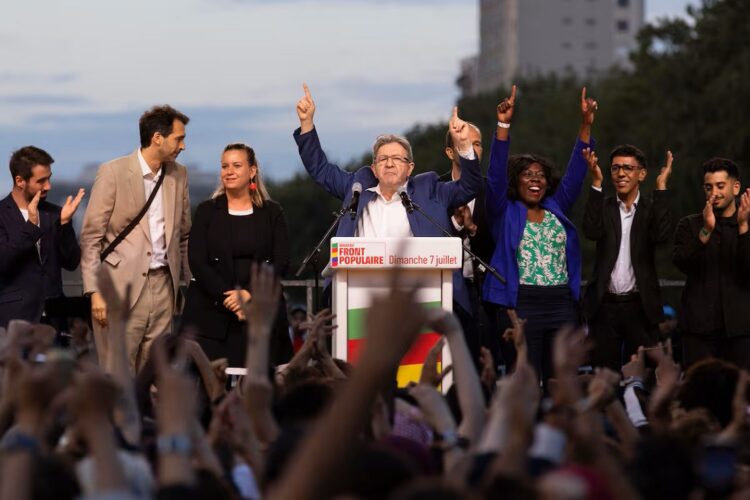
xmin=80 ymin=105 xmax=191 ymax=373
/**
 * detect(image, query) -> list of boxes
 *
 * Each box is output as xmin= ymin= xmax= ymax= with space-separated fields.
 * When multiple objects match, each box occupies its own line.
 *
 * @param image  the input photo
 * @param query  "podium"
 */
xmin=325 ymin=237 xmax=462 ymax=387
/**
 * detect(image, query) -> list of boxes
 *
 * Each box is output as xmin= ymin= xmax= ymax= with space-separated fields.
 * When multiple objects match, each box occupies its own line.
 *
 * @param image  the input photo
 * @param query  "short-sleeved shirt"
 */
xmin=517 ymin=210 xmax=568 ymax=286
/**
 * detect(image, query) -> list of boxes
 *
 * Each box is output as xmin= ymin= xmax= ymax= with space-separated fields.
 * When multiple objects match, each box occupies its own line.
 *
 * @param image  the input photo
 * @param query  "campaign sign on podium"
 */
xmin=327 ymin=237 xmax=462 ymax=388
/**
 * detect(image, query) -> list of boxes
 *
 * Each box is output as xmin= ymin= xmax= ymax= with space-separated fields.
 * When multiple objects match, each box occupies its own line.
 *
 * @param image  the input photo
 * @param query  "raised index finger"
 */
xmin=665 ymin=150 xmax=673 ymax=170
xmin=303 ymin=82 xmax=312 ymax=99
xmin=509 ymin=84 xmax=517 ymax=103
xmin=581 ymin=86 xmax=587 ymax=103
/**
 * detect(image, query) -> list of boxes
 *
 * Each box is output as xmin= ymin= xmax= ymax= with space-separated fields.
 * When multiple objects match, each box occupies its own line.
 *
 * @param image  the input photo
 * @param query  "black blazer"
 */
xmin=182 ymin=195 xmax=289 ymax=340
xmin=0 ymin=194 xmax=80 ymax=328
xmin=582 ymin=187 xmax=674 ymax=324
xmin=438 ymin=173 xmax=495 ymax=271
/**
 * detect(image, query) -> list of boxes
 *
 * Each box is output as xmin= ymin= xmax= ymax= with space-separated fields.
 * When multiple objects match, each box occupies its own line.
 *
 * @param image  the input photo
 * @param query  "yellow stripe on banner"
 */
xmin=397 ymin=362 xmax=442 ymax=388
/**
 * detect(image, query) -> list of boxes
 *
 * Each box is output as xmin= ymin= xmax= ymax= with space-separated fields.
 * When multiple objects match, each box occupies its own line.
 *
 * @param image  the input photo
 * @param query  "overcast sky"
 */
xmin=1 ymin=0 xmax=695 ymax=193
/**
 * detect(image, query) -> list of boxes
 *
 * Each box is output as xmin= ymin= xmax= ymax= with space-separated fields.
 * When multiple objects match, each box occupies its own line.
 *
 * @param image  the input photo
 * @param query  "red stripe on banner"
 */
xmin=400 ymin=332 xmax=441 ymax=365
xmin=347 ymin=332 xmax=440 ymax=366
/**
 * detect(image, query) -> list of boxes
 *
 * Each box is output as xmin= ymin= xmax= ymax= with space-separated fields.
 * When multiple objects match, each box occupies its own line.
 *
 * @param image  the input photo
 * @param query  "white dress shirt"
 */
xmin=608 ymin=189 xmax=640 ymax=294
xmin=357 ymin=183 xmax=413 ymax=238
xmin=137 ymin=149 xmax=168 ymax=269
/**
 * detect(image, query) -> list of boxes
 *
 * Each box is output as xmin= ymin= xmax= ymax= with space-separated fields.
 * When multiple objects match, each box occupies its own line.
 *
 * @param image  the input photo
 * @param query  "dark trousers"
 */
xmin=683 ymin=332 xmax=750 ymax=371
xmin=515 ymin=285 xmax=578 ymax=387
xmin=589 ymin=294 xmax=658 ymax=372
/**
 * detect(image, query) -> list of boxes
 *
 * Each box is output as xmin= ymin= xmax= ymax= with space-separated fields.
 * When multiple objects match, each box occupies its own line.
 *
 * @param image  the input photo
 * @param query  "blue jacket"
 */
xmin=294 ymin=127 xmax=482 ymax=312
xmin=0 ymin=194 xmax=81 ymax=327
xmin=482 ymin=135 xmax=593 ymax=308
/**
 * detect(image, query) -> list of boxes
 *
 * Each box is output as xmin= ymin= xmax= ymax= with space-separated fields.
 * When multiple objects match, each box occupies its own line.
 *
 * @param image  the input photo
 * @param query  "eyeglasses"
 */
xmin=520 ymin=170 xmax=547 ymax=180
xmin=374 ymin=155 xmax=411 ymax=166
xmin=610 ymin=164 xmax=641 ymax=174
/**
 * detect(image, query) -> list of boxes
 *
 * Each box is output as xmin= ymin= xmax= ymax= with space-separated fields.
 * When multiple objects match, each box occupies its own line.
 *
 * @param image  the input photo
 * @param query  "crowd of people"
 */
xmin=0 ymin=81 xmax=749 ymax=498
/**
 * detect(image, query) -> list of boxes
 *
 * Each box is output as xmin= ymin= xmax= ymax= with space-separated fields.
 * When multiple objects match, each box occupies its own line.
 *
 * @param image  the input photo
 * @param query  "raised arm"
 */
xmin=56 ymin=188 xmax=85 ymax=270
xmin=293 ymin=83 xmax=352 ymax=200
xmin=552 ymin=88 xmax=597 ymax=213
xmin=582 ymin=148 xmax=605 ymax=240
xmin=486 ymin=85 xmax=515 ymax=222
xmin=437 ymin=107 xmax=482 ymax=209
xmin=737 ymin=189 xmax=750 ymax=277
xmin=650 ymin=151 xmax=676 ymax=243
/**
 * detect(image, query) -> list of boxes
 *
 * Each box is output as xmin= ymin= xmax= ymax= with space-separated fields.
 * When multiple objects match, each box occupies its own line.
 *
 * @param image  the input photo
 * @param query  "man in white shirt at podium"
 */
xmin=293 ymin=84 xmax=482 ymax=352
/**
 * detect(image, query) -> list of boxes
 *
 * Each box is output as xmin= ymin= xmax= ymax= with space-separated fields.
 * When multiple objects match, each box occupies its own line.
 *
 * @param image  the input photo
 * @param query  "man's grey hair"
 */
xmin=371 ymin=134 xmax=414 ymax=162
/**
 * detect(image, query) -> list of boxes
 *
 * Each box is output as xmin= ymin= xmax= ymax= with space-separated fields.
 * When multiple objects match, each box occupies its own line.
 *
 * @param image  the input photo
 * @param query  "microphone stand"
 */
xmin=403 ymin=197 xmax=506 ymax=284
xmin=295 ymin=205 xmax=351 ymax=311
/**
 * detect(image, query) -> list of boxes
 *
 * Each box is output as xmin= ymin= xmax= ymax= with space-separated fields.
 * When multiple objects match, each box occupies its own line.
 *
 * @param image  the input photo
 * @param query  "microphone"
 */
xmin=348 ymin=182 xmax=362 ymax=219
xmin=397 ymin=186 xmax=414 ymax=213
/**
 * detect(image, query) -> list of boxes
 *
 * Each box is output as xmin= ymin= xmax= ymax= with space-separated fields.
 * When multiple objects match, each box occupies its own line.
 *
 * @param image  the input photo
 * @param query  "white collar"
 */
xmin=138 ymin=149 xmax=162 ymax=178
xmin=367 ymin=182 xmax=408 ymax=202
xmin=617 ymin=190 xmax=640 ymax=212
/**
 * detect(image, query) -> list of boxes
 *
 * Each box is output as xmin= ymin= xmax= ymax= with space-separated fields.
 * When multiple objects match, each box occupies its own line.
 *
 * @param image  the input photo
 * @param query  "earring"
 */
xmin=249 ymin=182 xmax=257 ymax=191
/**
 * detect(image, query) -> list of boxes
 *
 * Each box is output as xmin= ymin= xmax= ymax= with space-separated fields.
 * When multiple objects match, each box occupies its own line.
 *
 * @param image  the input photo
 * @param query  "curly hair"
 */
xmin=506 ymin=154 xmax=558 ymax=201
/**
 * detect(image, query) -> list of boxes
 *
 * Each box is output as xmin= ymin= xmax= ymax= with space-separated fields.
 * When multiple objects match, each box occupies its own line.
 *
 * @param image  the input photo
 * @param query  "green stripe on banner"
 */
xmin=347 ymin=301 xmax=442 ymax=340
xmin=348 ymin=332 xmax=441 ymax=365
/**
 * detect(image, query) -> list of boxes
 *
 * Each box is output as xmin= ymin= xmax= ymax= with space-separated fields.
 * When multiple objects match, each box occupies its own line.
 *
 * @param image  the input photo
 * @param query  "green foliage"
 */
xmin=269 ymin=0 xmax=749 ymax=282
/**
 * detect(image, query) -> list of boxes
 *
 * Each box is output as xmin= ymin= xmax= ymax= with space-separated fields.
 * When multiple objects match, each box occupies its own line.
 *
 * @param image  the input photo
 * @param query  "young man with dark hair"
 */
xmin=583 ymin=144 xmax=675 ymax=371
xmin=80 ymin=105 xmax=192 ymax=373
xmin=0 ymin=146 xmax=85 ymax=327
xmin=673 ymin=157 xmax=750 ymax=369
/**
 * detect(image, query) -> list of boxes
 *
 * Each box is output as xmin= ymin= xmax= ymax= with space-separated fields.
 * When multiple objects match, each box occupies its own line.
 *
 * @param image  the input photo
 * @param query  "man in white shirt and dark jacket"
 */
xmin=582 ymin=145 xmax=675 ymax=371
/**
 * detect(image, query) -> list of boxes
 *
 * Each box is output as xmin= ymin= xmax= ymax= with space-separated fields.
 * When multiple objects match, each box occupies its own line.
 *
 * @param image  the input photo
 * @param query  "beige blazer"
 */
xmin=80 ymin=150 xmax=191 ymax=310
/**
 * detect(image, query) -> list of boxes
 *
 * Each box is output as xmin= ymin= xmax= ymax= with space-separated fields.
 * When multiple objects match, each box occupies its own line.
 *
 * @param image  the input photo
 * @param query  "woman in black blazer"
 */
xmin=182 ymin=143 xmax=293 ymax=366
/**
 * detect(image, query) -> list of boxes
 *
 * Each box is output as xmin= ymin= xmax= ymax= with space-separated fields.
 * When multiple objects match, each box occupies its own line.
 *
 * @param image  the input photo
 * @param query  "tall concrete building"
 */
xmin=459 ymin=0 xmax=645 ymax=95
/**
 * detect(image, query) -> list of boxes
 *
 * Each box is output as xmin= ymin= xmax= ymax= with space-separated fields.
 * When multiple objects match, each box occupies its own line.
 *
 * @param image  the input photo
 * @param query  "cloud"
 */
xmin=0 ymin=71 xmax=78 ymax=85
xmin=0 ymin=93 xmax=89 ymax=105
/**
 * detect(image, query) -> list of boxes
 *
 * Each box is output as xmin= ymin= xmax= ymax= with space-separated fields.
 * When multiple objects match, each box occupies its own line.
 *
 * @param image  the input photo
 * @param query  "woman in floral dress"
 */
xmin=483 ymin=86 xmax=598 ymax=386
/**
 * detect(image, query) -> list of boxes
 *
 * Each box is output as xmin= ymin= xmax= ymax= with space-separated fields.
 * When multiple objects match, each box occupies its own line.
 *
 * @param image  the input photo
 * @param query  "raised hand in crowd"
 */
xmin=583 ymin=147 xmax=603 ymax=188
xmin=284 ymin=307 xmax=343 ymax=381
xmin=419 ymin=336 xmax=446 ymax=387
xmin=579 ymin=86 xmax=598 ymax=143
xmin=621 ymin=345 xmax=646 ymax=381
xmin=409 ymin=383 xmax=464 ymax=471
xmin=242 ymin=262 xmax=282 ymax=378
xmin=67 ymin=369 xmax=129 ymax=496
xmin=151 ymin=335 xmax=198 ymax=489
xmin=296 ymin=82 xmax=316 ymax=133
xmin=208 ymin=390 xmax=263 ymax=472
xmin=60 ymin=187 xmax=86 ymax=225
xmin=655 ymin=150 xmax=674 ymax=190
xmin=496 ymin=84 xmax=516 ymax=140
xmin=426 ymin=308 xmax=486 ymax=443
xmin=645 ymin=340 xmax=681 ymax=430
xmin=273 ymin=271 xmax=427 ymax=500
xmin=479 ymin=347 xmax=497 ymax=394
xmin=241 ymin=262 xmax=283 ymax=445
xmin=502 ymin=308 xmax=528 ymax=367
xmin=738 ymin=188 xmax=750 ymax=234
